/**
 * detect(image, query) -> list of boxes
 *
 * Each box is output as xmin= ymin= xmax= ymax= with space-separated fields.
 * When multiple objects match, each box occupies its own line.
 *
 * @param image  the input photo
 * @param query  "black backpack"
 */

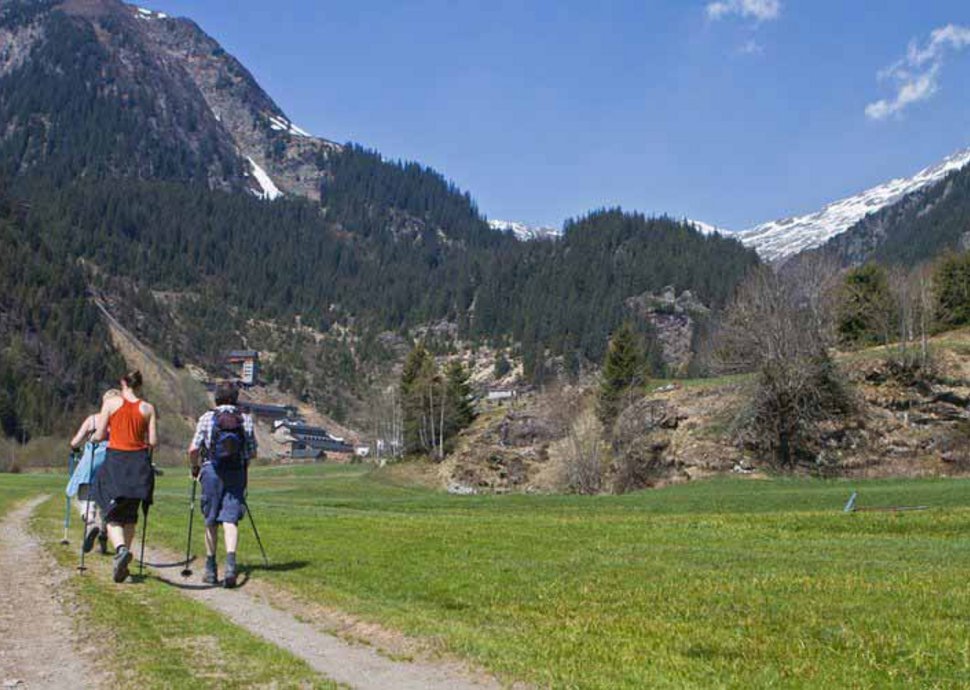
xmin=211 ymin=410 xmax=246 ymax=470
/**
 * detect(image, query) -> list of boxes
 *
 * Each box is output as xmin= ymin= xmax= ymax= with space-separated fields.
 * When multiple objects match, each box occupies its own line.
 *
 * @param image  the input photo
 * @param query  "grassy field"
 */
xmin=110 ymin=464 xmax=970 ymax=689
xmin=5 ymin=466 xmax=970 ymax=687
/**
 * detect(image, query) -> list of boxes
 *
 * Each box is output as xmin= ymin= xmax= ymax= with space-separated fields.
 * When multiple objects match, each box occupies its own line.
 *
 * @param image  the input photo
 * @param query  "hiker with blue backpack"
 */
xmin=188 ymin=381 xmax=257 ymax=588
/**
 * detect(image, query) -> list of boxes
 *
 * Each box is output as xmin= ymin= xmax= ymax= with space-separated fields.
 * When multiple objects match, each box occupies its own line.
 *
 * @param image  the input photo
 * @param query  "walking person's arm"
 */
xmin=146 ymin=403 xmax=158 ymax=450
xmin=187 ymin=412 xmax=210 ymax=478
xmin=69 ymin=415 xmax=96 ymax=451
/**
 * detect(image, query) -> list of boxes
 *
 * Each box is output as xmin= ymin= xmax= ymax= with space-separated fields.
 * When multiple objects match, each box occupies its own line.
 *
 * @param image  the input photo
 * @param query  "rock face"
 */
xmin=134 ymin=10 xmax=341 ymax=200
xmin=626 ymin=287 xmax=710 ymax=375
xmin=0 ymin=0 xmax=338 ymax=200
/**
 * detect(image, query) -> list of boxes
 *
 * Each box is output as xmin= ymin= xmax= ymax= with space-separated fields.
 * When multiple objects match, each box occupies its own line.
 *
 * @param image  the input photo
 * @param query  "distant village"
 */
xmin=221 ymin=350 xmax=364 ymax=462
xmin=219 ymin=350 xmax=526 ymax=465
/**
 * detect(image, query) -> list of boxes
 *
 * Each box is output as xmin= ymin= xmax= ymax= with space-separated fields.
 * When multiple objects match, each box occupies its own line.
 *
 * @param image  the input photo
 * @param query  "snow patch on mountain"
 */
xmin=135 ymin=7 xmax=168 ymax=19
xmin=247 ymin=156 xmax=282 ymax=201
xmin=266 ymin=113 xmax=311 ymax=138
xmin=488 ymin=219 xmax=561 ymax=242
xmin=687 ymin=219 xmax=732 ymax=236
xmin=739 ymin=148 xmax=970 ymax=261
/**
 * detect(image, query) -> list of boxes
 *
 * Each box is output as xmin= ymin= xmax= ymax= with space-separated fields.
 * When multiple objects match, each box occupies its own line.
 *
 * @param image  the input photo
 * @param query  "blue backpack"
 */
xmin=211 ymin=410 xmax=246 ymax=470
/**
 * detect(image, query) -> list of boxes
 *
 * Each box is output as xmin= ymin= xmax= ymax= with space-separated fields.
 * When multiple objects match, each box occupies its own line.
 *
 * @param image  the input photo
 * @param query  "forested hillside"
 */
xmin=0 ymin=4 xmax=245 ymax=188
xmin=0 ymin=186 xmax=124 ymax=439
xmin=0 ymin=0 xmax=760 ymax=438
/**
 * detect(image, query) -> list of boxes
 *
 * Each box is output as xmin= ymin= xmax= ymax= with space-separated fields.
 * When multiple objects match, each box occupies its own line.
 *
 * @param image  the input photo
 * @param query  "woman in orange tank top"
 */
xmin=91 ymin=370 xmax=158 ymax=583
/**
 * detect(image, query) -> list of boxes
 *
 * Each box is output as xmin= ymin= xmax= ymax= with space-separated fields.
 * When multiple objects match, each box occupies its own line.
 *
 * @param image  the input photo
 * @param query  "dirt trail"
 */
xmin=145 ymin=547 xmax=504 ymax=690
xmin=0 ymin=497 xmax=100 ymax=689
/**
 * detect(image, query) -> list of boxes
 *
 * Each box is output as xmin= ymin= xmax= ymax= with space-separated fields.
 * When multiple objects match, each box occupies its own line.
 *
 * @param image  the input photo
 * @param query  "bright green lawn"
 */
xmin=125 ymin=465 xmax=970 ymax=689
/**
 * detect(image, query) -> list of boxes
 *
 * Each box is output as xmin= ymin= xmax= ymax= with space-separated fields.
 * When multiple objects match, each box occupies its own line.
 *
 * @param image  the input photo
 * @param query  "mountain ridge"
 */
xmin=738 ymin=148 xmax=970 ymax=261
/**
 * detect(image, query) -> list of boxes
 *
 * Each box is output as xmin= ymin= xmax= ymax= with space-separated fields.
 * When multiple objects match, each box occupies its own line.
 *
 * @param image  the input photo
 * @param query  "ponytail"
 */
xmin=122 ymin=370 xmax=143 ymax=390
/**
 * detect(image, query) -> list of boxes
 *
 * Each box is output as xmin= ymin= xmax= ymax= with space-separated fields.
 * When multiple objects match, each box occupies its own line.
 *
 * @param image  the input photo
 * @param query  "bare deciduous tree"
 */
xmin=888 ymin=264 xmax=936 ymax=370
xmin=716 ymin=266 xmax=854 ymax=469
xmin=565 ymin=409 xmax=605 ymax=494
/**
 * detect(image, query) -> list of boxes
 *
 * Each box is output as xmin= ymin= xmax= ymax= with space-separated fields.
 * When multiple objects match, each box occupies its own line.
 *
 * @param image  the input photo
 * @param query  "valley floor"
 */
xmin=3 ymin=465 xmax=970 ymax=688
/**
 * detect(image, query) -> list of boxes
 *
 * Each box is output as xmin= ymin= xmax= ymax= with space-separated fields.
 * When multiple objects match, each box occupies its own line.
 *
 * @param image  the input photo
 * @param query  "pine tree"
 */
xmin=837 ymin=264 xmax=894 ymax=348
xmin=597 ymin=322 xmax=646 ymax=428
xmin=400 ymin=343 xmax=436 ymax=455
xmin=444 ymin=361 xmax=476 ymax=442
xmin=934 ymin=252 xmax=970 ymax=329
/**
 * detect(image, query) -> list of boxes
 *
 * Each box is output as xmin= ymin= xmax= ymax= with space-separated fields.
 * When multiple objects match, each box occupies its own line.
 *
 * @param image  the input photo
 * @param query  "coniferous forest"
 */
xmin=0 ymin=0 xmax=773 ymax=438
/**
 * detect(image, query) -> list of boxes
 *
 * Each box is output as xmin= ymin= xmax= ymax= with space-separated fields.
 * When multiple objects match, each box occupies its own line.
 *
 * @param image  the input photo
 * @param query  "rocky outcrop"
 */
xmin=626 ymin=287 xmax=710 ymax=375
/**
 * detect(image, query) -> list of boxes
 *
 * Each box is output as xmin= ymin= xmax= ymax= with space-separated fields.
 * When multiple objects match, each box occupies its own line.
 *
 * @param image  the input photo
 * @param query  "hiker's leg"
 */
xmin=106 ymin=522 xmax=126 ymax=550
xmin=122 ymin=522 xmax=136 ymax=549
xmin=205 ymin=525 xmax=218 ymax=556
xmin=223 ymin=522 xmax=239 ymax=554
xmin=222 ymin=522 xmax=239 ymax=588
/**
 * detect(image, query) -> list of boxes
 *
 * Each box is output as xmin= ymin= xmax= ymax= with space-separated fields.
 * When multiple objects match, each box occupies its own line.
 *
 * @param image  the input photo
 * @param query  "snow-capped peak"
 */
xmin=488 ymin=219 xmax=561 ymax=242
xmin=739 ymin=147 xmax=970 ymax=261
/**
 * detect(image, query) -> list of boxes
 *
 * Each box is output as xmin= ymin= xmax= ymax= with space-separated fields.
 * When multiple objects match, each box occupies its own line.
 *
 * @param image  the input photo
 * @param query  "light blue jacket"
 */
xmin=65 ymin=441 xmax=108 ymax=497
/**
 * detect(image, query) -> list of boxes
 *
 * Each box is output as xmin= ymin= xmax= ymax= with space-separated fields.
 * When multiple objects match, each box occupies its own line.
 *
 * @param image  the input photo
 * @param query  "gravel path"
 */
xmin=0 ymin=496 xmax=100 ymax=689
xmin=145 ymin=546 xmax=505 ymax=690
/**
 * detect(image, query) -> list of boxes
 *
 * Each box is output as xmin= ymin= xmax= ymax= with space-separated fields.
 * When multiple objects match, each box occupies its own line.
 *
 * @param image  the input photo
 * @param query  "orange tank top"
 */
xmin=108 ymin=399 xmax=149 ymax=451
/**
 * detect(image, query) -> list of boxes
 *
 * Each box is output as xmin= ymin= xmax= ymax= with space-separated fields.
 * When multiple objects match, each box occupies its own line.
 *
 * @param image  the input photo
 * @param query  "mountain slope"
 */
xmin=0 ymin=0 xmax=247 ymax=187
xmin=131 ymin=4 xmax=341 ymax=199
xmin=818 ymin=157 xmax=970 ymax=267
xmin=739 ymin=149 xmax=970 ymax=261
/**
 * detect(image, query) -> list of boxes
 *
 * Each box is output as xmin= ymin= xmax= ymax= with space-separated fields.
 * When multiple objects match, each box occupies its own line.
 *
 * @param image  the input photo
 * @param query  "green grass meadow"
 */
xmin=147 ymin=465 xmax=970 ymax=689
xmin=5 ymin=465 xmax=970 ymax=688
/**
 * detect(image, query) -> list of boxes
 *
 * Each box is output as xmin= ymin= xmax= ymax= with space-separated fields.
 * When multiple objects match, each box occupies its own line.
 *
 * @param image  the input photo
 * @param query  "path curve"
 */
xmin=146 ymin=547 xmax=504 ymax=690
xmin=0 ymin=496 xmax=100 ymax=689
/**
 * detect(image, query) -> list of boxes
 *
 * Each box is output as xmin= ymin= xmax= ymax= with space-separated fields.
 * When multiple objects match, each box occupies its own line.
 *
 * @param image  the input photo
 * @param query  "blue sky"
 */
xmin=148 ymin=0 xmax=970 ymax=230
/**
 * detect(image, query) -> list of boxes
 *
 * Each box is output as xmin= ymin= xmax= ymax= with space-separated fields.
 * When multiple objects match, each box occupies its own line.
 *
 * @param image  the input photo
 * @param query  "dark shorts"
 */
xmin=106 ymin=498 xmax=141 ymax=524
xmin=200 ymin=464 xmax=247 ymax=526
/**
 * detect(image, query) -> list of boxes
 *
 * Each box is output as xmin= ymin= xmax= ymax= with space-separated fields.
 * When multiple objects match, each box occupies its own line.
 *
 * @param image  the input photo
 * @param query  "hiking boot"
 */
xmin=202 ymin=556 xmax=218 ymax=585
xmin=224 ymin=553 xmax=237 ymax=589
xmin=112 ymin=546 xmax=133 ymax=583
xmin=98 ymin=531 xmax=108 ymax=555
xmin=82 ymin=524 xmax=101 ymax=554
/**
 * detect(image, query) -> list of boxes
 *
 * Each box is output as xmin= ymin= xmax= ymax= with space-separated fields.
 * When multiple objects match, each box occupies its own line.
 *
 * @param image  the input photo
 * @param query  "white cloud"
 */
xmin=706 ymin=0 xmax=781 ymax=22
xmin=866 ymin=24 xmax=970 ymax=120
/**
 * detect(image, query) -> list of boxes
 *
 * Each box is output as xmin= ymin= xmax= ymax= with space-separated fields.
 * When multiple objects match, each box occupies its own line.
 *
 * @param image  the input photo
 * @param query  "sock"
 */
xmin=226 ymin=552 xmax=236 ymax=567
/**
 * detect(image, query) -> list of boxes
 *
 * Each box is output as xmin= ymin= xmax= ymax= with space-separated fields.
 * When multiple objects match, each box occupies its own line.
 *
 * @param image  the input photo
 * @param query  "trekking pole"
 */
xmin=180 ymin=478 xmax=197 ymax=577
xmin=242 ymin=462 xmax=269 ymax=566
xmin=61 ymin=451 xmax=77 ymax=545
xmin=245 ymin=502 xmax=270 ymax=566
xmin=78 ymin=443 xmax=97 ymax=573
xmin=138 ymin=504 xmax=149 ymax=578
xmin=138 ymin=450 xmax=153 ymax=578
